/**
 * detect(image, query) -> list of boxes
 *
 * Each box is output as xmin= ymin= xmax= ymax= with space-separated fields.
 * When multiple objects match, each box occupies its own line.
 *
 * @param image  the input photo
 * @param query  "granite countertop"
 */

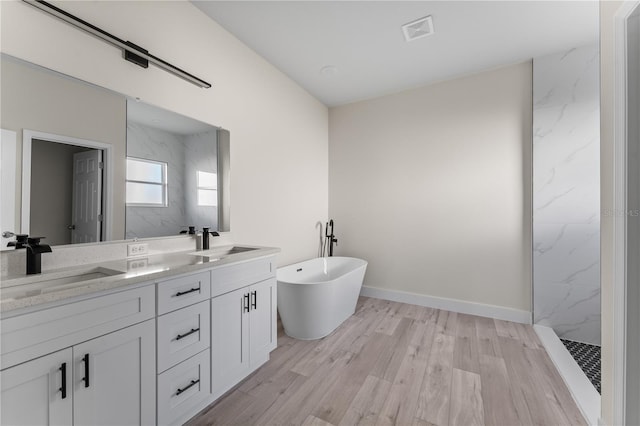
xmin=0 ymin=245 xmax=280 ymax=315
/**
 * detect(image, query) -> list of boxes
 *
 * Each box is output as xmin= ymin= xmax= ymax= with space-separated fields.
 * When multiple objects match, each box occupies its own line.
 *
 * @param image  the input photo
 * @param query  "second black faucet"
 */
xmin=202 ymin=227 xmax=220 ymax=250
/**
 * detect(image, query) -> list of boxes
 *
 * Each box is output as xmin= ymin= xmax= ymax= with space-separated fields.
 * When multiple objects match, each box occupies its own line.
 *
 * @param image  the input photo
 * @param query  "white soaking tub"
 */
xmin=277 ymin=257 xmax=367 ymax=340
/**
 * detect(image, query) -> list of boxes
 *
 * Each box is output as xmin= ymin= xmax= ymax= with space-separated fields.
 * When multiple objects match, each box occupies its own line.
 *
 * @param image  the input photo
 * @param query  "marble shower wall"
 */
xmin=184 ymin=130 xmax=218 ymax=230
xmin=533 ymin=45 xmax=601 ymax=345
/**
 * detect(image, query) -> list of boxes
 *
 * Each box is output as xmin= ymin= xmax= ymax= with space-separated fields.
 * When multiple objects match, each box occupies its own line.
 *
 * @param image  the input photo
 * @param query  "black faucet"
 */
xmin=202 ymin=227 xmax=220 ymax=250
xmin=25 ymin=237 xmax=52 ymax=275
xmin=180 ymin=226 xmax=197 ymax=235
xmin=326 ymin=220 xmax=338 ymax=257
xmin=7 ymin=233 xmax=29 ymax=249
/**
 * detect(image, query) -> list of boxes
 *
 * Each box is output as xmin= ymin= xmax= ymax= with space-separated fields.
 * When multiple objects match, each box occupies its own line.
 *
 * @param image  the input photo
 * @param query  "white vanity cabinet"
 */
xmin=156 ymin=272 xmax=212 ymax=426
xmin=0 ymin=251 xmax=279 ymax=426
xmin=73 ymin=320 xmax=155 ymax=426
xmin=0 ymin=348 xmax=73 ymax=426
xmin=0 ymin=285 xmax=156 ymax=426
xmin=210 ymin=257 xmax=277 ymax=399
xmin=248 ymin=278 xmax=277 ymax=364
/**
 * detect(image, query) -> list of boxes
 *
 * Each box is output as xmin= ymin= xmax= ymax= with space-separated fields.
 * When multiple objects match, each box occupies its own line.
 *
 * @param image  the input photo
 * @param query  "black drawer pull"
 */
xmin=176 ymin=379 xmax=200 ymax=396
xmin=175 ymin=287 xmax=200 ymax=297
xmin=251 ymin=290 xmax=257 ymax=310
xmin=82 ymin=353 xmax=90 ymax=388
xmin=59 ymin=362 xmax=67 ymax=399
xmin=175 ymin=328 xmax=200 ymax=341
xmin=243 ymin=293 xmax=250 ymax=313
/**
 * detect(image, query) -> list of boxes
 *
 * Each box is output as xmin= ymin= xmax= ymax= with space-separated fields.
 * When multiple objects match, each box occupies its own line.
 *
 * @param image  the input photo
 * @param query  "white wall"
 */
xmin=600 ymin=2 xmax=624 ymax=423
xmin=0 ymin=0 xmax=328 ymax=265
xmin=532 ymin=45 xmax=601 ymax=345
xmin=329 ymin=62 xmax=533 ymax=314
xmin=625 ymin=9 xmax=640 ymax=425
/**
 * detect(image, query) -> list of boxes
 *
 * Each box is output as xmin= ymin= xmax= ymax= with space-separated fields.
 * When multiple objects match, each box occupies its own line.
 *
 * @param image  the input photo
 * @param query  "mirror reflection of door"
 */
xmin=30 ymin=139 xmax=104 ymax=245
xmin=71 ymin=149 xmax=103 ymax=243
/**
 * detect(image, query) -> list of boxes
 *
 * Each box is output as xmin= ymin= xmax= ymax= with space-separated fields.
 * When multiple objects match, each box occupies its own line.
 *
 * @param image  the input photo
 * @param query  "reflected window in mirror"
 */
xmin=125 ymin=157 xmax=168 ymax=207
xmin=197 ymin=171 xmax=217 ymax=207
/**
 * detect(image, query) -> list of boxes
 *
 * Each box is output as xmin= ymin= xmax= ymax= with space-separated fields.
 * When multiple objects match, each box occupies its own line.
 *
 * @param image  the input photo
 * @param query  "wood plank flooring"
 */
xmin=186 ymin=297 xmax=586 ymax=426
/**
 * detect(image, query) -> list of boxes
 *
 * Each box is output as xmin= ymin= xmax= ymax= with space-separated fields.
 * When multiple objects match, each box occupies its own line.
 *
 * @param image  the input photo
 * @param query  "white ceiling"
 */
xmin=193 ymin=1 xmax=599 ymax=107
xmin=127 ymin=98 xmax=217 ymax=135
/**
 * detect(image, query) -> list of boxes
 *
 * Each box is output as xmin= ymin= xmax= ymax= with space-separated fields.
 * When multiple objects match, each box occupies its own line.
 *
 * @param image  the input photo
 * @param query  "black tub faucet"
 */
xmin=202 ymin=227 xmax=220 ymax=250
xmin=326 ymin=220 xmax=338 ymax=257
xmin=25 ymin=237 xmax=52 ymax=275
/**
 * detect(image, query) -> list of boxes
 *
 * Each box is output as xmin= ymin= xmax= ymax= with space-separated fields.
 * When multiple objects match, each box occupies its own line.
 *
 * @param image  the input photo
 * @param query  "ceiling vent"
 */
xmin=402 ymin=16 xmax=434 ymax=42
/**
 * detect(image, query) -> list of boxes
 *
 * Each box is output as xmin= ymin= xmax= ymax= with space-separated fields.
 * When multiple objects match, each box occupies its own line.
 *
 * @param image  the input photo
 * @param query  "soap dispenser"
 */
xmin=195 ymin=232 xmax=203 ymax=251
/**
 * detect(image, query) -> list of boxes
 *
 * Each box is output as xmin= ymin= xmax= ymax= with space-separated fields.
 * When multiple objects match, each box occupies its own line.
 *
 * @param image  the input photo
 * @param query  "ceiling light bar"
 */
xmin=23 ymin=0 xmax=212 ymax=89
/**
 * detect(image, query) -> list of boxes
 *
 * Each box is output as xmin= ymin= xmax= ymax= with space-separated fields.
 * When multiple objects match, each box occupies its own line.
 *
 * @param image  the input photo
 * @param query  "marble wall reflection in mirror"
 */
xmin=0 ymin=55 xmax=229 ymax=249
xmin=126 ymin=100 xmax=230 ymax=238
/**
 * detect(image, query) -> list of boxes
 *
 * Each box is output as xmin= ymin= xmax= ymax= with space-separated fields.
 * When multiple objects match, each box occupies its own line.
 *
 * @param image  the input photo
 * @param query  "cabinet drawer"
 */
xmin=210 ymin=257 xmax=275 ymax=297
xmin=157 ymin=349 xmax=211 ymax=426
xmin=157 ymin=271 xmax=211 ymax=315
xmin=1 ymin=285 xmax=155 ymax=370
xmin=157 ymin=301 xmax=210 ymax=373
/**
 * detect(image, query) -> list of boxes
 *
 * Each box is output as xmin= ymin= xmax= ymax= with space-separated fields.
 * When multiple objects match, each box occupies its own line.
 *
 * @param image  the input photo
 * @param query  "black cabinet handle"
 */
xmin=176 ymin=379 xmax=200 ymax=396
xmin=175 ymin=286 xmax=200 ymax=297
xmin=82 ymin=353 xmax=90 ymax=388
xmin=176 ymin=328 xmax=200 ymax=341
xmin=59 ymin=362 xmax=67 ymax=399
xmin=251 ymin=291 xmax=257 ymax=310
xmin=243 ymin=293 xmax=250 ymax=312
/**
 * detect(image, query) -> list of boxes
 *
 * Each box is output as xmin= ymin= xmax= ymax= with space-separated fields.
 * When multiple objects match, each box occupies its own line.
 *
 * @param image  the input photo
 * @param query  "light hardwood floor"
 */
xmin=187 ymin=297 xmax=587 ymax=426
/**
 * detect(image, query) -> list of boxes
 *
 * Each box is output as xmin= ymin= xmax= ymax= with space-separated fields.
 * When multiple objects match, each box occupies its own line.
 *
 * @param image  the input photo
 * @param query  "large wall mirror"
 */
xmin=0 ymin=54 xmax=230 ymax=249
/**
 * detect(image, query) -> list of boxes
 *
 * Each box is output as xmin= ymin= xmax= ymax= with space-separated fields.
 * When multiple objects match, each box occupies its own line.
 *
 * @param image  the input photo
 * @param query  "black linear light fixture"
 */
xmin=23 ymin=0 xmax=212 ymax=89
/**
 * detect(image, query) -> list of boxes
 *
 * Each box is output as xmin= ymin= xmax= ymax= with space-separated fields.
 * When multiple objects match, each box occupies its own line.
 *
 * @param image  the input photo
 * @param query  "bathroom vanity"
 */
xmin=0 ymin=245 xmax=279 ymax=426
xmin=0 ymin=51 xmax=276 ymax=425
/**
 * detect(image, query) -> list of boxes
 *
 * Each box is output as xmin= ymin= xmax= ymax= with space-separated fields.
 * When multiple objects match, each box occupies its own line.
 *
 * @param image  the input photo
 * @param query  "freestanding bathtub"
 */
xmin=277 ymin=257 xmax=368 ymax=340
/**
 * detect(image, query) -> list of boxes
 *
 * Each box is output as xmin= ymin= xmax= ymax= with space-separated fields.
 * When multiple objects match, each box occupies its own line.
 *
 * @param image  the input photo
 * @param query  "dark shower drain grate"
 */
xmin=561 ymin=339 xmax=601 ymax=394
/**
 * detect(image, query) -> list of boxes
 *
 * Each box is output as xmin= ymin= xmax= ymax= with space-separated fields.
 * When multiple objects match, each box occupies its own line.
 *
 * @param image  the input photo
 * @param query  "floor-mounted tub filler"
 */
xmin=277 ymin=257 xmax=368 ymax=340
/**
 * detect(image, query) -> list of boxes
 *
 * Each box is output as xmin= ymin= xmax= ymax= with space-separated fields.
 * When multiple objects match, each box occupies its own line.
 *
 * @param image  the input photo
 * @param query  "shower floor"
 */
xmin=561 ymin=339 xmax=601 ymax=394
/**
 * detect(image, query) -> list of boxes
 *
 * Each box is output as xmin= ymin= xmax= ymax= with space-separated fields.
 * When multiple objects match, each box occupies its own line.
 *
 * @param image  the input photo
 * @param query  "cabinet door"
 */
xmin=0 ymin=348 xmax=72 ymax=426
xmin=73 ymin=319 xmax=155 ymax=426
xmin=249 ymin=278 xmax=276 ymax=368
xmin=211 ymin=287 xmax=249 ymax=398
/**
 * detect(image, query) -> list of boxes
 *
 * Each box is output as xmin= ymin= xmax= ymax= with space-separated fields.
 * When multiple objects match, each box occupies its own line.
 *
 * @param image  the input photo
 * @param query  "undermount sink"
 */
xmin=187 ymin=246 xmax=258 ymax=258
xmin=1 ymin=267 xmax=125 ymax=300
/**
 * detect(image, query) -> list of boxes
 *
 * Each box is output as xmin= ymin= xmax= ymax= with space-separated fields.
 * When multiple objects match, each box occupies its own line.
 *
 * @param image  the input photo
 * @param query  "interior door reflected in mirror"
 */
xmin=125 ymin=100 xmax=230 ymax=239
xmin=21 ymin=131 xmax=113 ymax=247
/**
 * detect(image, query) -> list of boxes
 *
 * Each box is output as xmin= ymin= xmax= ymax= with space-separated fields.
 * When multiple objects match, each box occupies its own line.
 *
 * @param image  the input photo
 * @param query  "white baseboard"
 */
xmin=534 ymin=325 xmax=600 ymax=426
xmin=359 ymin=285 xmax=531 ymax=324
